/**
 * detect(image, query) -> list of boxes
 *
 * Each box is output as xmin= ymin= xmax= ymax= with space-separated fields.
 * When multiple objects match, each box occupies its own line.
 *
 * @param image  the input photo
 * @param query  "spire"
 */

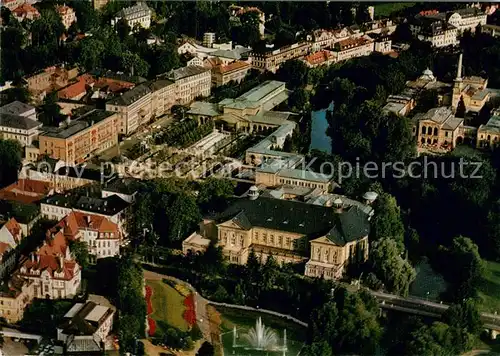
xmin=456 ymin=53 xmax=463 ymax=80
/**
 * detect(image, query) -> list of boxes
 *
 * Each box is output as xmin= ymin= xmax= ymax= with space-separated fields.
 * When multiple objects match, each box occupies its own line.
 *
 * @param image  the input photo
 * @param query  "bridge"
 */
xmin=367 ymin=289 xmax=500 ymax=339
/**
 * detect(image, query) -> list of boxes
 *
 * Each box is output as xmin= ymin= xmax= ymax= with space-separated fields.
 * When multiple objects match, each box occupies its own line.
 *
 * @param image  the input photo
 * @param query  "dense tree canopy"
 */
xmin=0 ymin=139 xmax=23 ymax=188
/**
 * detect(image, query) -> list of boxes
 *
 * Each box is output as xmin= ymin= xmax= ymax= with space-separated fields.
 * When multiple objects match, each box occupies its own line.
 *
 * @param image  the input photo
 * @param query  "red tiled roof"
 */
xmin=56 ymin=4 xmax=73 ymax=15
xmin=0 ymin=179 xmax=52 ymax=204
xmin=93 ymin=78 xmax=135 ymax=93
xmin=52 ymin=211 xmax=120 ymax=241
xmin=213 ymin=60 xmax=251 ymax=74
xmin=57 ymin=74 xmax=95 ymax=99
xmin=304 ymin=50 xmax=333 ymax=65
xmin=3 ymin=218 xmax=21 ymax=243
xmin=0 ymin=242 xmax=11 ymax=256
xmin=12 ymin=3 xmax=40 ymax=17
xmin=337 ymin=37 xmax=372 ymax=50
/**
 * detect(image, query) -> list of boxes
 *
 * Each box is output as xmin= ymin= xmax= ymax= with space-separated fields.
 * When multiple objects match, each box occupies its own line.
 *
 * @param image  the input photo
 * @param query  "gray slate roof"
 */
xmin=106 ymin=84 xmax=151 ymax=106
xmin=1 ymin=101 xmax=35 ymax=116
xmin=165 ymin=66 xmax=210 ymax=81
xmin=0 ymin=112 xmax=41 ymax=130
xmin=215 ymin=196 xmax=370 ymax=245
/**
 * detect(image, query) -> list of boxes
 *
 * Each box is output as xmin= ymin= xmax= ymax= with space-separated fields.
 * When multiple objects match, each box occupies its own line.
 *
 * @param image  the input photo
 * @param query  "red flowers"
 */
xmin=183 ymin=293 xmax=196 ymax=327
xmin=145 ymin=285 xmax=156 ymax=336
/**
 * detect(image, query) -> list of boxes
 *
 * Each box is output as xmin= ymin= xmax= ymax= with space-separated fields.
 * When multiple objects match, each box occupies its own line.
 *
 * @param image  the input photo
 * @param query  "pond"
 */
xmin=211 ymin=306 xmax=306 ymax=356
xmin=409 ymin=258 xmax=448 ymax=301
xmin=309 ymin=102 xmax=334 ymax=154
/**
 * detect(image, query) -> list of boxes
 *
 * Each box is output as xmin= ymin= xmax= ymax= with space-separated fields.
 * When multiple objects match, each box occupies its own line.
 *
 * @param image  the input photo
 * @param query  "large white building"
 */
xmin=0 ymin=101 xmax=41 ymax=147
xmin=112 ymin=2 xmax=151 ymax=30
xmin=410 ymin=8 xmax=487 ymax=47
xmin=51 ymin=211 xmax=122 ymax=263
xmin=165 ymin=66 xmax=211 ymax=105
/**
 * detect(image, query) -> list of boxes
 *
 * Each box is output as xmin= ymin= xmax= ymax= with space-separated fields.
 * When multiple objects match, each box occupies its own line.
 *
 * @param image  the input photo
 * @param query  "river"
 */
xmin=309 ymin=102 xmax=334 ymax=154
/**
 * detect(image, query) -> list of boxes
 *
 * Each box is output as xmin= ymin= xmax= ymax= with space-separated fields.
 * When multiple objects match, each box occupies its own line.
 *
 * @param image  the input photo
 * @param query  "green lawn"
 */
xmin=374 ymin=2 xmax=416 ymax=17
xmin=478 ymin=260 xmax=500 ymax=314
xmin=147 ymin=280 xmax=189 ymax=332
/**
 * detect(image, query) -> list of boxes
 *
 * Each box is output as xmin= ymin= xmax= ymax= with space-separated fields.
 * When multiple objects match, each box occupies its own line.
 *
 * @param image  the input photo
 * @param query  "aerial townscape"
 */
xmin=1 ymin=0 xmax=500 ymax=355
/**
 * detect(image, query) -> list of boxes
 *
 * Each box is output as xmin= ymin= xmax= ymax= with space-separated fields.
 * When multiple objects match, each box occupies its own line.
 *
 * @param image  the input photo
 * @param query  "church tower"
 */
xmin=452 ymin=53 xmax=464 ymax=109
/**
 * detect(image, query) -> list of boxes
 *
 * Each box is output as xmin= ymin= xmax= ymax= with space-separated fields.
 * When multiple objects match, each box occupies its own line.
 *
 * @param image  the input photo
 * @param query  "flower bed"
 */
xmin=183 ymin=293 xmax=196 ymax=327
xmin=145 ymin=285 xmax=156 ymax=336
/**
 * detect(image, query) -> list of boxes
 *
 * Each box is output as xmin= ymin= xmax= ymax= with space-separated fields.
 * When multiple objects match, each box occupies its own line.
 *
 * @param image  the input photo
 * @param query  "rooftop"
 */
xmin=0 ymin=179 xmax=52 ymax=204
xmin=0 ymin=112 xmax=41 ymax=130
xmin=188 ymin=102 xmax=220 ymax=117
xmin=165 ymin=66 xmax=210 ymax=81
xmin=59 ymin=301 xmax=114 ymax=336
xmin=106 ymin=84 xmax=151 ymax=106
xmin=214 ymin=196 xmax=370 ymax=244
xmin=42 ymin=193 xmax=130 ymax=216
xmin=0 ymin=101 xmax=35 ymax=116
xmin=40 ymin=109 xmax=115 ymax=139
xmin=116 ymin=2 xmax=151 ymax=18
xmin=218 ymin=80 xmax=287 ymax=112
xmin=103 ymin=177 xmax=141 ymax=195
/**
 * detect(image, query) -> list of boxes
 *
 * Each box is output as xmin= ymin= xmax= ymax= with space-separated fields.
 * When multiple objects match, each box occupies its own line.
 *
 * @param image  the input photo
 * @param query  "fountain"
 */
xmin=232 ymin=317 xmax=288 ymax=354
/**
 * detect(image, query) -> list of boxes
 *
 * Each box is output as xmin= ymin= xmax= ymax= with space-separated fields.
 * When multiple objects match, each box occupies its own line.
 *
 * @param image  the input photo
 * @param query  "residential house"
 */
xmin=165 ymin=66 xmax=211 ymax=105
xmin=101 ymin=177 xmax=139 ymax=204
xmin=17 ymin=230 xmax=81 ymax=299
xmin=0 ymin=277 xmax=35 ymax=323
xmin=0 ymin=218 xmax=23 ymax=280
xmin=0 ymin=200 xmax=41 ymax=237
xmin=105 ymin=84 xmax=152 ymax=136
xmin=51 ymin=211 xmax=121 ymax=262
xmin=331 ymin=36 xmax=374 ymax=62
xmin=57 ymin=301 xmax=114 ymax=354
xmin=24 ymin=66 xmax=79 ymax=101
xmin=56 ymin=4 xmax=77 ymax=30
xmin=112 ymin=2 xmax=151 ymax=30
xmin=188 ymin=195 xmax=370 ymax=280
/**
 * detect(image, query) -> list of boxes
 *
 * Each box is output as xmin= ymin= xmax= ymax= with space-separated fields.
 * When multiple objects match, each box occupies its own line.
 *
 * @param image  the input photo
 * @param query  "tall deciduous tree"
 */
xmin=370 ymin=192 xmax=405 ymax=246
xmin=456 ymin=95 xmax=467 ymax=118
xmin=69 ymin=240 xmax=90 ymax=270
xmin=371 ymin=238 xmax=416 ymax=296
xmin=276 ymin=60 xmax=309 ymax=90
xmin=0 ymin=139 xmax=22 ymax=188
xmin=197 ymin=178 xmax=235 ymax=213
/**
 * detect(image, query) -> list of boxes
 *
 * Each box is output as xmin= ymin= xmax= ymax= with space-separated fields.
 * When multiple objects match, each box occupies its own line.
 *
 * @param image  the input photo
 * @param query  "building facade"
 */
xmin=477 ymin=115 xmax=500 ymax=149
xmin=0 ymin=218 xmax=23 ymax=280
xmin=57 ymin=301 xmax=115 ymax=354
xmin=205 ymin=59 xmax=251 ymax=87
xmin=165 ymin=66 xmax=211 ymax=105
xmin=112 ymin=2 xmax=151 ymax=29
xmin=250 ymin=42 xmax=311 ymax=73
xmin=17 ymin=231 xmax=81 ymax=300
xmin=149 ymin=79 xmax=176 ymax=118
xmin=39 ymin=109 xmax=119 ymax=165
xmin=56 ymin=5 xmax=77 ymax=30
xmin=0 ymin=277 xmax=35 ymax=323
xmin=105 ymin=84 xmax=152 ymax=136
xmin=414 ymin=106 xmax=464 ymax=150
xmin=0 ymin=112 xmax=42 ymax=147
xmin=191 ymin=196 xmax=370 ymax=280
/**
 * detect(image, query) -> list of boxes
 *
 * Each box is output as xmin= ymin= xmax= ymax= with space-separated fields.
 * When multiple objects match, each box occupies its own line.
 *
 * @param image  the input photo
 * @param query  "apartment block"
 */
xmin=105 ymin=84 xmax=152 ymax=136
xmin=204 ymin=58 xmax=251 ymax=87
xmin=0 ymin=277 xmax=34 ymax=323
xmin=39 ymin=108 xmax=118 ymax=165
xmin=149 ymin=79 xmax=176 ymax=117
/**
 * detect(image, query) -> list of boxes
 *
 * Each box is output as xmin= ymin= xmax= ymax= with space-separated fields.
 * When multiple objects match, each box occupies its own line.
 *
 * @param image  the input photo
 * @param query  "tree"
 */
xmin=197 ymin=178 xmax=235 ymax=213
xmin=309 ymin=290 xmax=382 ymax=355
xmin=370 ymin=192 xmax=405 ymax=246
xmin=443 ymin=299 xmax=482 ymax=336
xmin=276 ymin=60 xmax=309 ymax=90
xmin=0 ymin=139 xmax=22 ymax=188
xmin=197 ymin=341 xmax=215 ymax=356
xmin=487 ymin=199 xmax=500 ymax=260
xmin=79 ymin=38 xmax=105 ymax=71
xmin=446 ymin=236 xmax=485 ymax=301
xmin=211 ymin=285 xmax=229 ymax=302
xmin=0 ymin=87 xmax=31 ymax=106
xmin=115 ymin=18 xmax=131 ymax=41
xmin=40 ymin=91 xmax=65 ymax=126
xmin=155 ymin=44 xmax=181 ymax=74
xmin=301 ymin=341 xmax=333 ymax=356
xmin=456 ymin=95 xmax=467 ymax=118
xmin=233 ymin=11 xmax=261 ymax=47
xmin=415 ymin=89 xmax=439 ymax=113
xmin=371 ymin=238 xmax=416 ymax=296
xmin=69 ymin=240 xmax=90 ymax=270
xmin=288 ymin=87 xmax=309 ymax=112
xmin=121 ymin=51 xmax=150 ymax=77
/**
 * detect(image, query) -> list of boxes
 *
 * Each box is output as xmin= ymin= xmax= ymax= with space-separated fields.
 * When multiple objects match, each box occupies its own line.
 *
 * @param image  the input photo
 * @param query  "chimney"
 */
xmin=59 ymin=255 xmax=64 ymax=268
xmin=85 ymin=215 xmax=91 ymax=225
xmin=30 ymin=253 xmax=35 ymax=262
xmin=36 ymin=254 xmax=40 ymax=263
xmin=333 ymin=198 xmax=343 ymax=214
xmin=456 ymin=53 xmax=463 ymax=80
